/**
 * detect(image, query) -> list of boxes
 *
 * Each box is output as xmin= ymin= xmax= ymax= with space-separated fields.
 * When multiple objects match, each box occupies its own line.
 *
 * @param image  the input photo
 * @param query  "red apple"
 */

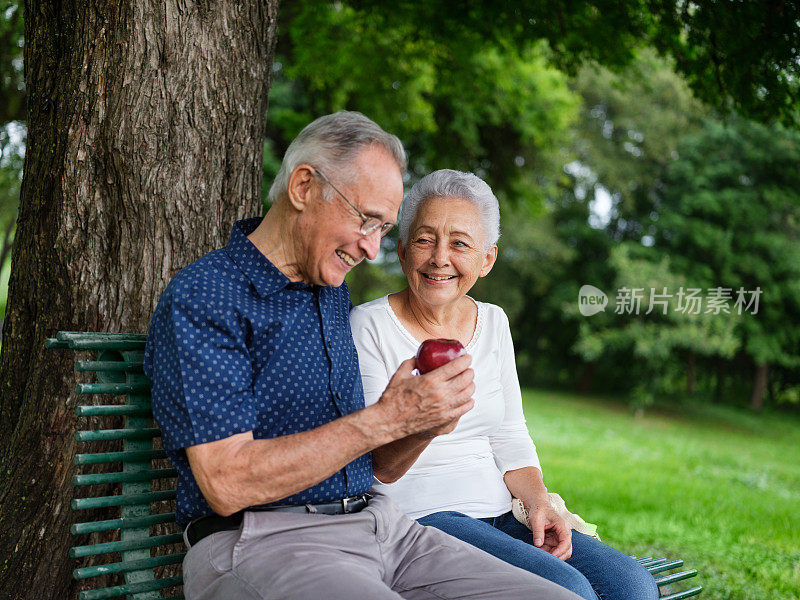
xmin=416 ymin=339 xmax=466 ymax=374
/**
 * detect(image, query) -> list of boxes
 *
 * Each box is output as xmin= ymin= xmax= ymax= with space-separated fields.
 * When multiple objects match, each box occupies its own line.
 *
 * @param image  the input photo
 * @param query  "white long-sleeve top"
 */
xmin=350 ymin=295 xmax=541 ymax=520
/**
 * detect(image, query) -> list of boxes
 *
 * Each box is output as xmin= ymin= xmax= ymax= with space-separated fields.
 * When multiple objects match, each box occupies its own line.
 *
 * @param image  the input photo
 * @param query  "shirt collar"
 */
xmin=224 ymin=217 xmax=296 ymax=298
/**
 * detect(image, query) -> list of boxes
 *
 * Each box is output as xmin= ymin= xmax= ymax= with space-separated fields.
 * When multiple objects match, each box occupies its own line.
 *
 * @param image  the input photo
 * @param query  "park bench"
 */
xmin=50 ymin=330 xmax=703 ymax=600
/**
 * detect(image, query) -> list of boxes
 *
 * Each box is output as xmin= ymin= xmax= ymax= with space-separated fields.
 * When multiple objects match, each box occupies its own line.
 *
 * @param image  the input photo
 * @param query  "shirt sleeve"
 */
xmin=488 ymin=307 xmax=542 ymax=474
xmin=149 ymin=286 xmax=258 ymax=451
xmin=349 ymin=308 xmax=391 ymax=408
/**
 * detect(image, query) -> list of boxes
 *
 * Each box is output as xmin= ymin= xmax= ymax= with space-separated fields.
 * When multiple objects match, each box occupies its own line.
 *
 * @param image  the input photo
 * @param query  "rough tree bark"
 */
xmin=0 ymin=1 xmax=278 ymax=597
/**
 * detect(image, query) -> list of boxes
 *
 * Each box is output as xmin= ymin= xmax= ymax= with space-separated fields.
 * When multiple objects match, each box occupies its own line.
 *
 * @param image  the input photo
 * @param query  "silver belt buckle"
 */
xmin=342 ymin=496 xmax=355 ymax=513
xmin=342 ymin=494 xmax=367 ymax=513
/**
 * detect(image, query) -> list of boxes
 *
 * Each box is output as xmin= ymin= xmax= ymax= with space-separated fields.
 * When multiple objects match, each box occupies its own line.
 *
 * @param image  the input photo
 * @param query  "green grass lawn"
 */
xmin=522 ymin=389 xmax=800 ymax=600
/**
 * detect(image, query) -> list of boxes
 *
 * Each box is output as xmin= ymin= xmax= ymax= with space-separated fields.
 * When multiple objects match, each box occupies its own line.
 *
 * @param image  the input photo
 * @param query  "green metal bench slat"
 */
xmin=76 ymin=405 xmax=152 ymax=417
xmin=74 ymin=449 xmax=167 ymax=465
xmin=73 ymin=553 xmax=186 ymax=580
xmin=655 ymin=570 xmax=699 ymax=587
xmin=70 ymin=533 xmax=184 ymax=559
xmin=649 ymin=559 xmax=685 ymax=574
xmin=54 ymin=331 xmax=147 ymax=351
xmin=73 ymin=468 xmax=177 ymax=486
xmin=57 ymin=331 xmax=148 ymax=342
xmin=660 ymin=587 xmax=703 ymax=600
xmin=75 ymin=428 xmax=160 ymax=442
xmin=644 ymin=559 xmax=671 ymax=572
xmin=72 ymin=490 xmax=176 ymax=510
xmin=77 ymin=575 xmax=183 ymax=600
xmin=68 ymin=339 xmax=147 ymax=350
xmin=45 ymin=338 xmax=69 ymax=349
xmin=635 ymin=556 xmax=702 ymax=597
xmin=72 ymin=512 xmax=177 ymax=535
xmin=76 ymin=382 xmax=151 ymax=394
xmin=75 ymin=360 xmax=145 ymax=373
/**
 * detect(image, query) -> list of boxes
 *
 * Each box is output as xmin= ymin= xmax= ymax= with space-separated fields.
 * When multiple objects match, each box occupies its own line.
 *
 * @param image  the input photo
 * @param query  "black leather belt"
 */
xmin=185 ymin=493 xmax=372 ymax=547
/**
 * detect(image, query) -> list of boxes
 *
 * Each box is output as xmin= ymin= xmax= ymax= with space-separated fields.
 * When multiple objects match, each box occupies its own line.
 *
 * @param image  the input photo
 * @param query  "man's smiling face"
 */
xmin=298 ymin=145 xmax=403 ymax=287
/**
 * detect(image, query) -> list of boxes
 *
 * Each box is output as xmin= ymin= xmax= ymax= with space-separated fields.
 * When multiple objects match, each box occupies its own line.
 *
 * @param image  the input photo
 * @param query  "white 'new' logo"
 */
xmin=578 ymin=285 xmax=608 ymax=316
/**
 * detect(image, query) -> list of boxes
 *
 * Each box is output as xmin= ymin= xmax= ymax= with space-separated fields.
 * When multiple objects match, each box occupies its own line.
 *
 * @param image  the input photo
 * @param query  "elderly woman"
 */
xmin=350 ymin=170 xmax=659 ymax=600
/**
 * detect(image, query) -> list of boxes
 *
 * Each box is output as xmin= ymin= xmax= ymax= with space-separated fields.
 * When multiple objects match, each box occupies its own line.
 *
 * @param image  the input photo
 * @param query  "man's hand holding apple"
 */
xmin=372 ymin=339 xmax=474 ymax=442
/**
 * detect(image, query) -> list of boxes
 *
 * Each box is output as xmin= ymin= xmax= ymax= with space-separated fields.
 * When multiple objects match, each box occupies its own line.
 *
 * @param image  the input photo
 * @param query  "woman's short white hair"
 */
xmin=268 ymin=111 xmax=406 ymax=204
xmin=399 ymin=169 xmax=500 ymax=249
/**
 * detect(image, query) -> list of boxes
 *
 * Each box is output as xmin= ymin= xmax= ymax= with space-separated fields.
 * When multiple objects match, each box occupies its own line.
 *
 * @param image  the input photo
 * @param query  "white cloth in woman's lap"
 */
xmin=350 ymin=295 xmax=540 ymax=520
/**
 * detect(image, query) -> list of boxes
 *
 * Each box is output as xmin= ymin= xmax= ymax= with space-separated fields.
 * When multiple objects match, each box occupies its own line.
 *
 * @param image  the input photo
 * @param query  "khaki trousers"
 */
xmin=182 ymin=491 xmax=581 ymax=600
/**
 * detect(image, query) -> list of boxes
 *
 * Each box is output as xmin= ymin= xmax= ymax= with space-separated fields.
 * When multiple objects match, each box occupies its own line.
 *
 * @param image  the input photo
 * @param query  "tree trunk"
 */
xmin=686 ymin=350 xmax=696 ymax=396
xmin=749 ymin=362 xmax=769 ymax=412
xmin=575 ymin=360 xmax=596 ymax=393
xmin=0 ymin=1 xmax=278 ymax=597
xmin=713 ymin=357 xmax=723 ymax=403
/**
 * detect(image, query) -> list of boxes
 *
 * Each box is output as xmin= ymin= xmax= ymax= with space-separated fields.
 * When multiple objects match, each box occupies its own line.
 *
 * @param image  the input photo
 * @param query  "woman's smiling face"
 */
xmin=399 ymin=196 xmax=497 ymax=309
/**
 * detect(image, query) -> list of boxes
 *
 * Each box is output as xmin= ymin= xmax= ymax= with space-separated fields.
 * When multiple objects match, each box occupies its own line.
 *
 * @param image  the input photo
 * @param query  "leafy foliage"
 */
xmin=352 ymin=0 xmax=800 ymax=127
xmin=656 ymin=116 xmax=800 ymax=371
xmin=0 ymin=1 xmax=24 ymax=325
xmin=0 ymin=122 xmax=23 ymax=324
xmin=268 ymin=0 xmax=580 ymax=200
xmin=507 ymin=52 xmax=710 ymax=392
xmin=570 ymin=48 xmax=708 ymax=241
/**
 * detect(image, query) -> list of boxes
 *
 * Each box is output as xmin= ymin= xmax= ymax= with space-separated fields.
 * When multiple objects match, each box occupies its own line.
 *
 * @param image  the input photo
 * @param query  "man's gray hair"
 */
xmin=399 ymin=169 xmax=501 ymax=249
xmin=268 ymin=111 xmax=406 ymax=204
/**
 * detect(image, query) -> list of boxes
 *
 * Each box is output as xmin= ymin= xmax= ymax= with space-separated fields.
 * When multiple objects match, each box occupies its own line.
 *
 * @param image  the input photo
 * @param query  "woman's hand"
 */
xmin=527 ymin=498 xmax=573 ymax=560
xmin=503 ymin=467 xmax=573 ymax=561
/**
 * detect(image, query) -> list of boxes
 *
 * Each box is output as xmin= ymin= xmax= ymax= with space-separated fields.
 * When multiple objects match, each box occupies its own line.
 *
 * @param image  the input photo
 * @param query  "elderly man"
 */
xmin=144 ymin=111 xmax=580 ymax=600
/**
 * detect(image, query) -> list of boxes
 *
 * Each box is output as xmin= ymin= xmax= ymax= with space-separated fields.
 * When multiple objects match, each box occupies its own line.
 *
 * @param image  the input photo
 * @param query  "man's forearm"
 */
xmin=192 ymin=355 xmax=475 ymax=515
xmin=192 ymin=403 xmax=395 ymax=515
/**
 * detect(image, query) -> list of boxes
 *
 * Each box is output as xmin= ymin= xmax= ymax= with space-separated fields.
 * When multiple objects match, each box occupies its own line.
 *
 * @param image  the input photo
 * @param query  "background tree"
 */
xmin=573 ymin=243 xmax=741 ymax=408
xmin=654 ymin=117 xmax=800 ymax=410
xmin=501 ymin=50 xmax=710 ymax=391
xmin=570 ymin=116 xmax=800 ymax=410
xmin=268 ymin=1 xmax=580 ymax=194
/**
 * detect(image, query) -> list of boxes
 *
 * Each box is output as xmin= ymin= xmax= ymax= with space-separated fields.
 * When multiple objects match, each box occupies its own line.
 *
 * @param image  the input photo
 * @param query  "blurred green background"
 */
xmin=2 ymin=1 xmax=799 ymax=597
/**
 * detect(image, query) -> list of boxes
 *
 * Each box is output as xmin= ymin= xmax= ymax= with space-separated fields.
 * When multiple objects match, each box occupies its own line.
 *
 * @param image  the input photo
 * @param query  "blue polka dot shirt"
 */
xmin=143 ymin=217 xmax=373 ymax=526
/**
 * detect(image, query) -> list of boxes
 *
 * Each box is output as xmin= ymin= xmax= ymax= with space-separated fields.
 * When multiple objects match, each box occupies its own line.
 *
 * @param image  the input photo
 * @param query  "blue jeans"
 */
xmin=417 ymin=511 xmax=659 ymax=600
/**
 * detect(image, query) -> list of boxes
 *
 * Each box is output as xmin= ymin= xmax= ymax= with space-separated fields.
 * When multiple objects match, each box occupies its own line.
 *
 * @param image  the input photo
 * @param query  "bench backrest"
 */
xmin=48 ymin=331 xmax=184 ymax=600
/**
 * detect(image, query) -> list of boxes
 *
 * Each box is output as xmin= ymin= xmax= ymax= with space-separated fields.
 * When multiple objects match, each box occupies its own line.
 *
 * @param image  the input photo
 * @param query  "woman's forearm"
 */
xmin=503 ymin=465 xmax=549 ymax=507
xmin=371 ymin=433 xmax=434 ymax=483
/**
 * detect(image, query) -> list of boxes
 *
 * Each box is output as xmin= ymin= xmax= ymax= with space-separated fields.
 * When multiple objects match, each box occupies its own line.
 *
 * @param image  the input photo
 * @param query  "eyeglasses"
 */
xmin=312 ymin=168 xmax=395 ymax=238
